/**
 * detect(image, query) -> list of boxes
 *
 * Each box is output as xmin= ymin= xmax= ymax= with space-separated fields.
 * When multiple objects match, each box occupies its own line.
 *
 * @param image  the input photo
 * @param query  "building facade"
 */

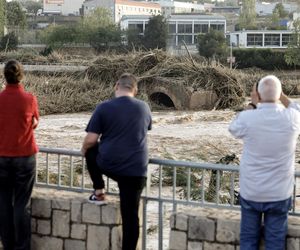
xmin=83 ymin=0 xmax=161 ymax=23
xmin=159 ymin=1 xmax=205 ymax=16
xmin=121 ymin=14 xmax=226 ymax=47
xmin=228 ymin=30 xmax=293 ymax=49
xmin=43 ymin=0 xmax=85 ymax=15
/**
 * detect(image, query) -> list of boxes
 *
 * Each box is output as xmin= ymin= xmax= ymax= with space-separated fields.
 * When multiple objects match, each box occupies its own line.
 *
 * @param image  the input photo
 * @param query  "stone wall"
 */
xmin=0 ymin=188 xmax=128 ymax=250
xmin=169 ymin=207 xmax=300 ymax=250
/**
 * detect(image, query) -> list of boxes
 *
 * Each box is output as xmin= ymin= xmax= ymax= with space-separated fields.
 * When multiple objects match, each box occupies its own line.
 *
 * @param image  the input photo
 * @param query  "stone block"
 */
xmin=71 ymin=224 xmax=86 ymax=240
xmin=287 ymin=238 xmax=300 ymax=250
xmin=31 ymin=235 xmax=63 ymax=250
xmin=169 ymin=230 xmax=187 ymax=250
xmin=203 ymin=242 xmax=235 ymax=250
xmin=37 ymin=219 xmax=51 ymax=235
xmin=82 ymin=203 xmax=101 ymax=224
xmin=71 ymin=200 xmax=82 ymax=222
xmin=52 ymin=210 xmax=70 ymax=238
xmin=216 ymin=219 xmax=240 ymax=243
xmin=87 ymin=225 xmax=110 ymax=250
xmin=111 ymin=226 xmax=122 ymax=250
xmin=101 ymin=204 xmax=121 ymax=224
xmin=31 ymin=198 xmax=51 ymax=218
xmin=31 ymin=218 xmax=37 ymax=233
xmin=289 ymin=225 xmax=300 ymax=238
xmin=189 ymin=90 xmax=218 ymax=110
xmin=188 ymin=241 xmax=203 ymax=250
xmin=65 ymin=239 xmax=85 ymax=250
xmin=176 ymin=213 xmax=188 ymax=231
xmin=52 ymin=199 xmax=70 ymax=210
xmin=188 ymin=216 xmax=215 ymax=241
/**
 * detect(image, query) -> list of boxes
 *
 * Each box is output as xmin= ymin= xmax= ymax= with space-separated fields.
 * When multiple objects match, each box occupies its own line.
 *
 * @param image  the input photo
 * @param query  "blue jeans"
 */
xmin=240 ymin=196 xmax=292 ymax=250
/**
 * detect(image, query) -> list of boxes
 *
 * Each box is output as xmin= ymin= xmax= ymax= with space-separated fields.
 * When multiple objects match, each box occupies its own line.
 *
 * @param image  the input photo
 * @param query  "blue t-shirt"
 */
xmin=86 ymin=96 xmax=152 ymax=177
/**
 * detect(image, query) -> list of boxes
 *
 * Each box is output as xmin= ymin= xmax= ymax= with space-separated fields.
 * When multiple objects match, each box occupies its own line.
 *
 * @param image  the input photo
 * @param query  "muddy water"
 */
xmin=35 ymin=110 xmax=241 ymax=162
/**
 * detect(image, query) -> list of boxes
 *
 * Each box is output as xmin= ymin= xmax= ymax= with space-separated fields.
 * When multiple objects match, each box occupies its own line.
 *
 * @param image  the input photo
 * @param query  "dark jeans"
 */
xmin=0 ymin=155 xmax=36 ymax=250
xmin=240 ymin=196 xmax=292 ymax=250
xmin=86 ymin=145 xmax=146 ymax=250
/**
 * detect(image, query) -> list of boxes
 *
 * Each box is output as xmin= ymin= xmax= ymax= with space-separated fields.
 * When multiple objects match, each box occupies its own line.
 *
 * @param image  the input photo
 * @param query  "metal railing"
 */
xmin=36 ymin=147 xmax=300 ymax=250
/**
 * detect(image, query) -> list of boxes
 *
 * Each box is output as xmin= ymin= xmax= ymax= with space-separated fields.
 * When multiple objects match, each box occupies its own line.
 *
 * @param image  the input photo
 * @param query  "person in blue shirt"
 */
xmin=81 ymin=73 xmax=152 ymax=250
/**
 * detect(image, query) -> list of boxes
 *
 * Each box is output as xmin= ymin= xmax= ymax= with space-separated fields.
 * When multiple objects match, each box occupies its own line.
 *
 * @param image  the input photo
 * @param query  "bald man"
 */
xmin=229 ymin=75 xmax=300 ymax=250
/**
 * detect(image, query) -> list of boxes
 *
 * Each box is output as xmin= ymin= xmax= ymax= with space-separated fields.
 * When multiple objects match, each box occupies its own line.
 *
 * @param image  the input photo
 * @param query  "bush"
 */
xmin=0 ymin=33 xmax=18 ymax=51
xmin=233 ymin=49 xmax=294 ymax=70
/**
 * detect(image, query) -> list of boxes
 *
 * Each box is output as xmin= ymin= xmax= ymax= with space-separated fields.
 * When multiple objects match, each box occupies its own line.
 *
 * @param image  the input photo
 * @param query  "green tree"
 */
xmin=284 ymin=19 xmax=300 ymax=69
xmin=22 ymin=0 xmax=42 ymax=17
xmin=143 ymin=15 xmax=168 ymax=50
xmin=273 ymin=3 xmax=288 ymax=18
xmin=0 ymin=0 xmax=5 ymax=36
xmin=39 ymin=24 xmax=81 ymax=48
xmin=81 ymin=7 xmax=114 ymax=42
xmin=197 ymin=29 xmax=228 ymax=61
xmin=89 ymin=25 xmax=122 ymax=51
xmin=6 ymin=1 xmax=27 ymax=30
xmin=239 ymin=0 xmax=256 ymax=29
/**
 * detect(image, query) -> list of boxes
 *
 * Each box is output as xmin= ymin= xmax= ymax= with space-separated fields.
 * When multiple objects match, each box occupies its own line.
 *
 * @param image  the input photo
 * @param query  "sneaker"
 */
xmin=88 ymin=192 xmax=107 ymax=205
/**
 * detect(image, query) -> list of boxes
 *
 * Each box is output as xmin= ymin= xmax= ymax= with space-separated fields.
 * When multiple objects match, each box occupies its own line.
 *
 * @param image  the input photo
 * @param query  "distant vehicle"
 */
xmin=37 ymin=9 xmax=44 ymax=16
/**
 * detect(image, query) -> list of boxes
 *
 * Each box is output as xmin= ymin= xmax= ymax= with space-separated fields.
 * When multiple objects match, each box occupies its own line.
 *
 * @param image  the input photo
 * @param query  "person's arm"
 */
xmin=245 ymin=82 xmax=260 ymax=110
xmin=280 ymin=92 xmax=291 ymax=108
xmin=280 ymin=92 xmax=300 ymax=111
xmin=81 ymin=132 xmax=100 ymax=156
xmin=32 ymin=96 xmax=39 ymax=129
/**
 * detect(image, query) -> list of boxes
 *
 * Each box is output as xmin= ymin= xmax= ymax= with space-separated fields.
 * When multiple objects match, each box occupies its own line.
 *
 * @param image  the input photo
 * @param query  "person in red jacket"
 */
xmin=0 ymin=60 xmax=39 ymax=250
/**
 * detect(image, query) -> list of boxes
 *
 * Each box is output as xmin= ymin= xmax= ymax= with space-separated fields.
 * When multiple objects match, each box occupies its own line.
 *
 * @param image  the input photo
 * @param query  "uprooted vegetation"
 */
xmin=1 ymin=49 xmax=299 ymax=115
xmin=86 ymin=50 xmax=245 ymax=109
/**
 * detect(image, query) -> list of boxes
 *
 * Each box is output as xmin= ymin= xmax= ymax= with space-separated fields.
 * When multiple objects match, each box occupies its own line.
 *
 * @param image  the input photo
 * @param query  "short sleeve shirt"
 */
xmin=86 ymin=96 xmax=152 ymax=177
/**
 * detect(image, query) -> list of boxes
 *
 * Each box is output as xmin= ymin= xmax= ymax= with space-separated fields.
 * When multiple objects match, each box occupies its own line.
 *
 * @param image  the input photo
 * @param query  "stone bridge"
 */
xmin=139 ymin=77 xmax=218 ymax=110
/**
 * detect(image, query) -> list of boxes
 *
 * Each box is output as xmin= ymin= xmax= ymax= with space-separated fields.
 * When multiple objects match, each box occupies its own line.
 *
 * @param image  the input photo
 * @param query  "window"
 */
xmin=128 ymin=22 xmax=144 ymax=33
xmin=194 ymin=24 xmax=209 ymax=33
xmin=264 ymin=34 xmax=280 ymax=46
xmin=247 ymin=33 xmax=263 ymax=46
xmin=178 ymin=35 xmax=193 ymax=45
xmin=178 ymin=23 xmax=192 ymax=33
xmin=210 ymin=24 xmax=224 ymax=32
xmin=168 ymin=23 xmax=176 ymax=33
xmin=282 ymin=34 xmax=292 ymax=46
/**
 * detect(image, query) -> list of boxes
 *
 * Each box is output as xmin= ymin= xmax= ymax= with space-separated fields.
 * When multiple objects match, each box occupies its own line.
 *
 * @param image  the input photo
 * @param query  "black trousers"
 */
xmin=0 ymin=155 xmax=36 ymax=250
xmin=86 ymin=145 xmax=146 ymax=250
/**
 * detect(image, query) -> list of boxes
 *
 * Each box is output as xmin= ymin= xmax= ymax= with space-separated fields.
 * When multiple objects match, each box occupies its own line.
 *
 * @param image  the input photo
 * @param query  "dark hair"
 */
xmin=4 ymin=60 xmax=24 ymax=84
xmin=117 ymin=73 xmax=138 ymax=91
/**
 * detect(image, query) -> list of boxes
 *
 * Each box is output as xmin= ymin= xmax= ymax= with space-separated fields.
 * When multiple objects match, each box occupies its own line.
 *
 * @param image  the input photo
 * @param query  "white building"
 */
xmin=159 ymin=1 xmax=205 ymax=16
xmin=43 ymin=0 xmax=85 ymax=16
xmin=121 ymin=14 xmax=226 ymax=47
xmin=83 ymin=0 xmax=161 ymax=23
xmin=228 ymin=30 xmax=293 ymax=48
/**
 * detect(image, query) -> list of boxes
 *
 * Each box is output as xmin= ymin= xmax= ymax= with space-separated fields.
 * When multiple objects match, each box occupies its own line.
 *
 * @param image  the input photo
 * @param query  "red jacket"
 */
xmin=0 ymin=84 xmax=39 ymax=157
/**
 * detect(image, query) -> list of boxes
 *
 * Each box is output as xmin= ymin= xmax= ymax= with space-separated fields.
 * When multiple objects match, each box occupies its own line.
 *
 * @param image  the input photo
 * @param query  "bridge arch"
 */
xmin=149 ymin=92 xmax=175 ymax=108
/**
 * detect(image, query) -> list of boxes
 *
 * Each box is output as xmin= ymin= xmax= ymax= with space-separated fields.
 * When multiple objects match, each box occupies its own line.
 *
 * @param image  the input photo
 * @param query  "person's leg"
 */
xmin=240 ymin=196 xmax=263 ymax=250
xmin=263 ymin=197 xmax=291 ymax=250
xmin=0 ymin=157 xmax=14 ymax=250
xmin=85 ymin=144 xmax=105 ymax=191
xmin=117 ymin=176 xmax=146 ymax=250
xmin=13 ymin=156 xmax=36 ymax=250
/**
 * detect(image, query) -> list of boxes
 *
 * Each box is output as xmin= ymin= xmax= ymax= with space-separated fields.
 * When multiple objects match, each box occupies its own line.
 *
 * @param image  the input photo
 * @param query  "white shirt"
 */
xmin=229 ymin=102 xmax=300 ymax=202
